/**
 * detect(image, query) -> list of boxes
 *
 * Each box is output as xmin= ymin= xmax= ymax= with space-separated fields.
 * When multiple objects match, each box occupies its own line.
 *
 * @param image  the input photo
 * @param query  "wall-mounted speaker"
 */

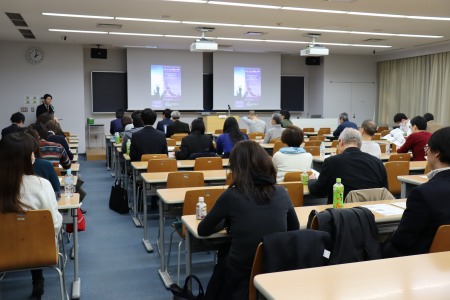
xmin=305 ymin=57 xmax=320 ymax=65
xmin=91 ymin=48 xmax=107 ymax=59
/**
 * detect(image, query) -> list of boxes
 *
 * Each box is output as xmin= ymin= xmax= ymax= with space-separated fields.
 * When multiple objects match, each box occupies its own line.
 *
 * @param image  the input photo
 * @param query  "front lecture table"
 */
xmin=58 ymin=193 xmax=81 ymax=299
xmin=254 ymin=251 xmax=450 ymax=300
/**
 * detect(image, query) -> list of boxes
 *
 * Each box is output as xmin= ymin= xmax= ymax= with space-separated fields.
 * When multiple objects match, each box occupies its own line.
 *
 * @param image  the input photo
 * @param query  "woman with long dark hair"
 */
xmin=175 ymin=118 xmax=215 ymax=160
xmin=0 ymin=132 xmax=62 ymax=298
xmin=215 ymin=117 xmax=247 ymax=158
xmin=198 ymin=140 xmax=299 ymax=299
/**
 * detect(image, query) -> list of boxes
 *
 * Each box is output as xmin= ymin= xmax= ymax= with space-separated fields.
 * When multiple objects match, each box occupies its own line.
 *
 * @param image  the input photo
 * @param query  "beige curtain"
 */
xmin=377 ymin=52 xmax=450 ymax=126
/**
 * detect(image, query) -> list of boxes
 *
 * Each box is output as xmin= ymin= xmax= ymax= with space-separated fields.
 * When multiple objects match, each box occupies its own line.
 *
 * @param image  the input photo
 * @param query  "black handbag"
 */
xmin=109 ymin=179 xmax=129 ymax=214
xmin=169 ymin=275 xmax=205 ymax=300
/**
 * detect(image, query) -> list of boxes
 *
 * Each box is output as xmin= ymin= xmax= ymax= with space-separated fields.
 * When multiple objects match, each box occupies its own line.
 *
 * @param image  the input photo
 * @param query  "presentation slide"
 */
xmin=127 ymin=49 xmax=203 ymax=110
xmin=213 ymin=52 xmax=281 ymax=110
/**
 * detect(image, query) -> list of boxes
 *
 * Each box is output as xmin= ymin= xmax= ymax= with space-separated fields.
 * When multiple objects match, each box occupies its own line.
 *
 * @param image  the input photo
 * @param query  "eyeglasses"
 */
xmin=424 ymin=145 xmax=430 ymax=153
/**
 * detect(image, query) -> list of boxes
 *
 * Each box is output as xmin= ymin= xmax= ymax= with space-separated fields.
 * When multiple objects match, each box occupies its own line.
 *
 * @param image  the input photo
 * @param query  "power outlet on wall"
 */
xmin=20 ymin=107 xmax=28 ymax=112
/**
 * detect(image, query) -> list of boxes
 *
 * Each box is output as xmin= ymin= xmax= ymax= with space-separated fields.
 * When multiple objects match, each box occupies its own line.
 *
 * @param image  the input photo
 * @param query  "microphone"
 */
xmin=227 ymin=105 xmax=231 ymax=116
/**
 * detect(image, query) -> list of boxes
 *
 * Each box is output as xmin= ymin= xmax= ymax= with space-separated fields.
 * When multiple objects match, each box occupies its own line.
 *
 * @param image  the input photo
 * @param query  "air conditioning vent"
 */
xmin=5 ymin=12 xmax=28 ymax=27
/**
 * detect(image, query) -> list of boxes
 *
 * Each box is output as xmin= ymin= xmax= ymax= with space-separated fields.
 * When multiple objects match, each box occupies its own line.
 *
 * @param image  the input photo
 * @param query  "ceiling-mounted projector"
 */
xmin=300 ymin=33 xmax=329 ymax=57
xmin=190 ymin=27 xmax=218 ymax=52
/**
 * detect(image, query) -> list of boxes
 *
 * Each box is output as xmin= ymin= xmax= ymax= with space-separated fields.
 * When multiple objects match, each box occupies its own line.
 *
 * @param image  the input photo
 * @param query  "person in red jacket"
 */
xmin=397 ymin=116 xmax=432 ymax=161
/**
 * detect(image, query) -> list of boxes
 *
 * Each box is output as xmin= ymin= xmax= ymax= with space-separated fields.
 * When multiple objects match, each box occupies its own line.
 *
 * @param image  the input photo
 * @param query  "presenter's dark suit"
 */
xmin=166 ymin=120 xmax=190 ymax=138
xmin=1 ymin=123 xmax=20 ymax=138
xmin=308 ymin=147 xmax=388 ymax=204
xmin=383 ymin=169 xmax=450 ymax=257
xmin=130 ymin=125 xmax=168 ymax=161
xmin=175 ymin=132 xmax=215 ymax=160
xmin=36 ymin=104 xmax=54 ymax=118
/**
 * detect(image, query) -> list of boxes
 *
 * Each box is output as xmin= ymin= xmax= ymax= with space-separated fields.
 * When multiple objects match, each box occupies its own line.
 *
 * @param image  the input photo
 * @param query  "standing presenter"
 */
xmin=36 ymin=93 xmax=55 ymax=118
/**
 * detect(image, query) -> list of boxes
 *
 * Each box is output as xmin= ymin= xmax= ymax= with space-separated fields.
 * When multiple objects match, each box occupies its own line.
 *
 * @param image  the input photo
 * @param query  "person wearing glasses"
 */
xmin=397 ymin=116 xmax=432 ymax=161
xmin=383 ymin=127 xmax=450 ymax=257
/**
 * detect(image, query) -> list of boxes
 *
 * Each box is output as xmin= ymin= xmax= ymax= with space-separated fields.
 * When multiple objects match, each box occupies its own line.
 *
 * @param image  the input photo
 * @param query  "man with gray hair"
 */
xmin=264 ymin=113 xmax=285 ymax=143
xmin=333 ymin=112 xmax=358 ymax=137
xmin=308 ymin=128 xmax=388 ymax=204
xmin=166 ymin=110 xmax=190 ymax=137
xmin=360 ymin=119 xmax=381 ymax=158
xmin=241 ymin=110 xmax=266 ymax=133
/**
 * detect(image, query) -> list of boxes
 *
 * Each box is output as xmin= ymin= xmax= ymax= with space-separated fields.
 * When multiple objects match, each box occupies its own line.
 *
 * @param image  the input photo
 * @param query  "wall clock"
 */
xmin=25 ymin=47 xmax=45 ymax=64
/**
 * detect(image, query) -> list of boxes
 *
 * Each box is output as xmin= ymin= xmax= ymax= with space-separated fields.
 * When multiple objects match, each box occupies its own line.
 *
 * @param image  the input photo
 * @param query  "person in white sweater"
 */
xmin=360 ymin=119 xmax=381 ymax=158
xmin=0 ymin=132 xmax=62 ymax=298
xmin=272 ymin=125 xmax=313 ymax=182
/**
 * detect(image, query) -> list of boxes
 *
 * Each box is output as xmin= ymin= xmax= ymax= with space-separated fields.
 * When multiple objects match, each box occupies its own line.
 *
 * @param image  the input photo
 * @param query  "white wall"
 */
xmin=0 ymin=41 xmax=86 ymax=151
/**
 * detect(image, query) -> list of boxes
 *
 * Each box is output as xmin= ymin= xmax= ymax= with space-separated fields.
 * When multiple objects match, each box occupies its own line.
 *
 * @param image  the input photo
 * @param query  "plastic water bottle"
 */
xmin=114 ymin=132 xmax=120 ymax=144
xmin=386 ymin=143 xmax=391 ymax=155
xmin=126 ymin=139 xmax=131 ymax=155
xmin=333 ymin=178 xmax=344 ymax=208
xmin=320 ymin=141 xmax=325 ymax=159
xmin=64 ymin=169 xmax=74 ymax=198
xmin=196 ymin=197 xmax=207 ymax=220
xmin=301 ymin=169 xmax=309 ymax=185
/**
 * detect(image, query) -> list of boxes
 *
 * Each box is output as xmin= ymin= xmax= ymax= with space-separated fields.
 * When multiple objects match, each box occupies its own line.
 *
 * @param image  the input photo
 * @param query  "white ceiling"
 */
xmin=1 ymin=0 xmax=450 ymax=55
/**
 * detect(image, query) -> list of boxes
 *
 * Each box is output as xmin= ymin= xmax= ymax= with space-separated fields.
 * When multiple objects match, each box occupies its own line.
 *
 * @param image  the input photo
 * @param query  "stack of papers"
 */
xmin=362 ymin=204 xmax=405 ymax=216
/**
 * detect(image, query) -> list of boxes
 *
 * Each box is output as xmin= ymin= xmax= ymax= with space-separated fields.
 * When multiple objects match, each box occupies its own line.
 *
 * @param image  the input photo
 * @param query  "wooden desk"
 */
xmin=58 ymin=176 xmax=78 ymax=187
xmin=140 ymin=169 xmax=228 ymax=253
xmin=60 ymin=163 xmax=80 ymax=174
xmin=398 ymin=174 xmax=428 ymax=198
xmin=254 ymin=251 xmax=450 ymax=300
xmin=69 ymin=143 xmax=78 ymax=149
xmin=57 ymin=193 xmax=81 ymax=299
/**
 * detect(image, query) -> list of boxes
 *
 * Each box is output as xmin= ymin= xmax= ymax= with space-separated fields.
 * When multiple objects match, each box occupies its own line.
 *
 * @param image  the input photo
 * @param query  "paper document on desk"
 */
xmin=362 ymin=204 xmax=404 ymax=216
xmin=391 ymin=202 xmax=407 ymax=209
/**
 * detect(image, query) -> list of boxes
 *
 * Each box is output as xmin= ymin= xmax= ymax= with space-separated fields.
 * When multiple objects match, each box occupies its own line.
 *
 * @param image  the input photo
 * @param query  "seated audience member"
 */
xmin=393 ymin=113 xmax=411 ymax=136
xmin=121 ymin=115 xmax=133 ymax=132
xmin=19 ymin=127 xmax=60 ymax=197
xmin=166 ymin=110 xmax=190 ymax=138
xmin=36 ymin=93 xmax=55 ymax=118
xmin=333 ymin=112 xmax=358 ymax=137
xmin=360 ymin=119 xmax=381 ymax=158
xmin=129 ymin=108 xmax=168 ymax=161
xmin=272 ymin=126 xmax=313 ymax=182
xmin=198 ymin=140 xmax=299 ymax=300
xmin=0 ymin=131 xmax=62 ymax=298
xmin=308 ymin=128 xmax=388 ymax=204
xmin=241 ymin=110 xmax=266 ymax=133
xmin=110 ymin=108 xmax=125 ymax=135
xmin=383 ymin=127 xmax=450 ymax=257
xmin=175 ymin=119 xmax=215 ymax=160
xmin=397 ymin=116 xmax=431 ymax=161
xmin=216 ymin=117 xmax=248 ymax=158
xmin=423 ymin=113 xmax=443 ymax=134
xmin=31 ymin=123 xmax=71 ymax=169
xmin=121 ymin=110 xmax=144 ymax=153
xmin=263 ymin=113 xmax=285 ymax=143
xmin=1 ymin=112 xmax=25 ymax=138
xmin=45 ymin=120 xmax=74 ymax=161
xmin=156 ymin=108 xmax=174 ymax=134
xmin=36 ymin=112 xmax=55 ymax=127
xmin=280 ymin=109 xmax=293 ymax=128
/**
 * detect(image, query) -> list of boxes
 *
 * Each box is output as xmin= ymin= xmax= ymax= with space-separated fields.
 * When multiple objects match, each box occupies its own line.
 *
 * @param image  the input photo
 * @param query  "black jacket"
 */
xmin=316 ymin=207 xmax=381 ymax=264
xmin=175 ymin=132 xmax=215 ymax=160
xmin=166 ymin=120 xmax=190 ymax=138
xmin=36 ymin=103 xmax=54 ymax=118
xmin=1 ymin=123 xmax=20 ymax=138
xmin=129 ymin=126 xmax=168 ymax=161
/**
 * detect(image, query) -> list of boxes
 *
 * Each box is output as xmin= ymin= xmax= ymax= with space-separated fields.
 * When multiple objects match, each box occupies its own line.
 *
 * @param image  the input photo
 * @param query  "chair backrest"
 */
xmin=269 ymin=138 xmax=281 ymax=144
xmin=63 ymin=131 xmax=70 ymax=137
xmin=425 ymin=163 xmax=431 ymax=174
xmin=388 ymin=153 xmax=411 ymax=162
xmin=308 ymin=136 xmax=323 ymax=141
xmin=302 ymin=127 xmax=314 ymax=133
xmin=385 ymin=161 xmax=410 ymax=195
xmin=429 ymin=225 xmax=450 ymax=253
xmin=166 ymin=138 xmax=176 ymax=146
xmin=166 ymin=172 xmax=205 ymax=189
xmin=249 ymin=242 xmax=263 ymax=300
xmin=371 ymin=134 xmax=381 ymax=140
xmin=240 ymin=128 xmax=247 ymax=134
xmin=278 ymin=182 xmax=304 ymax=207
xmin=304 ymin=146 xmax=320 ymax=156
xmin=247 ymin=132 xmax=265 ymax=140
xmin=194 ymin=157 xmax=223 ymax=171
xmin=331 ymin=140 xmax=339 ymax=148
xmin=214 ymin=129 xmax=223 ymax=134
xmin=381 ymin=129 xmax=390 ymax=136
xmin=147 ymin=158 xmax=178 ymax=173
xmin=0 ymin=210 xmax=57 ymax=271
xmin=272 ymin=141 xmax=287 ymax=155
xmin=225 ymin=172 xmax=233 ymax=185
xmin=171 ymin=133 xmax=188 ymax=142
xmin=377 ymin=126 xmax=389 ymax=133
xmin=54 ymin=166 xmax=62 ymax=176
xmin=379 ymin=143 xmax=387 ymax=153
xmin=305 ymin=140 xmax=321 ymax=147
xmin=141 ymin=153 xmax=168 ymax=161
xmin=318 ymin=128 xmax=330 ymax=134
xmin=283 ymin=171 xmax=301 ymax=182
xmin=344 ymin=188 xmax=395 ymax=203
xmin=391 ymin=144 xmax=397 ymax=153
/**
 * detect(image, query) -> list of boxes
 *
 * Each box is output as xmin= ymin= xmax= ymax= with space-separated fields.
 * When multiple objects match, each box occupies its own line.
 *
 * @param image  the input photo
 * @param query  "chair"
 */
xmin=167 ymin=188 xmax=224 ymax=284
xmin=379 ymin=143 xmax=387 ymax=153
xmin=240 ymin=128 xmax=247 ymax=134
xmin=140 ymin=153 xmax=168 ymax=161
xmin=194 ymin=157 xmax=223 ymax=171
xmin=318 ymin=128 xmax=330 ymax=135
xmin=371 ymin=134 xmax=381 ymax=140
xmin=385 ymin=161 xmax=410 ymax=196
xmin=344 ymin=188 xmax=395 ymax=203
xmin=272 ymin=141 xmax=287 ymax=155
xmin=305 ymin=140 xmax=321 ymax=147
xmin=147 ymin=158 xmax=178 ymax=173
xmin=308 ymin=136 xmax=323 ymax=141
xmin=391 ymin=144 xmax=397 ymax=153
xmin=0 ymin=210 xmax=67 ymax=300
xmin=331 ymin=140 xmax=339 ymax=148
xmin=63 ymin=132 xmax=70 ymax=137
xmin=424 ymin=163 xmax=431 ymax=174
xmin=278 ymin=182 xmax=304 ymax=207
xmin=429 ymin=225 xmax=450 ymax=253
xmin=247 ymin=132 xmax=265 ymax=140
xmin=302 ymin=127 xmax=314 ymax=133
xmin=283 ymin=171 xmax=312 ymax=182
xmin=388 ymin=153 xmax=411 ymax=162
xmin=249 ymin=242 xmax=263 ymax=300
xmin=269 ymin=138 xmax=281 ymax=144
xmin=377 ymin=126 xmax=389 ymax=133
xmin=214 ymin=129 xmax=223 ymax=134
xmin=304 ymin=146 xmax=320 ymax=156
xmin=171 ymin=133 xmax=188 ymax=142
xmin=381 ymin=129 xmax=391 ymax=137
xmin=54 ymin=166 xmax=62 ymax=176
xmin=225 ymin=172 xmax=233 ymax=185
xmin=166 ymin=138 xmax=176 ymax=146
xmin=166 ymin=172 xmax=205 ymax=189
